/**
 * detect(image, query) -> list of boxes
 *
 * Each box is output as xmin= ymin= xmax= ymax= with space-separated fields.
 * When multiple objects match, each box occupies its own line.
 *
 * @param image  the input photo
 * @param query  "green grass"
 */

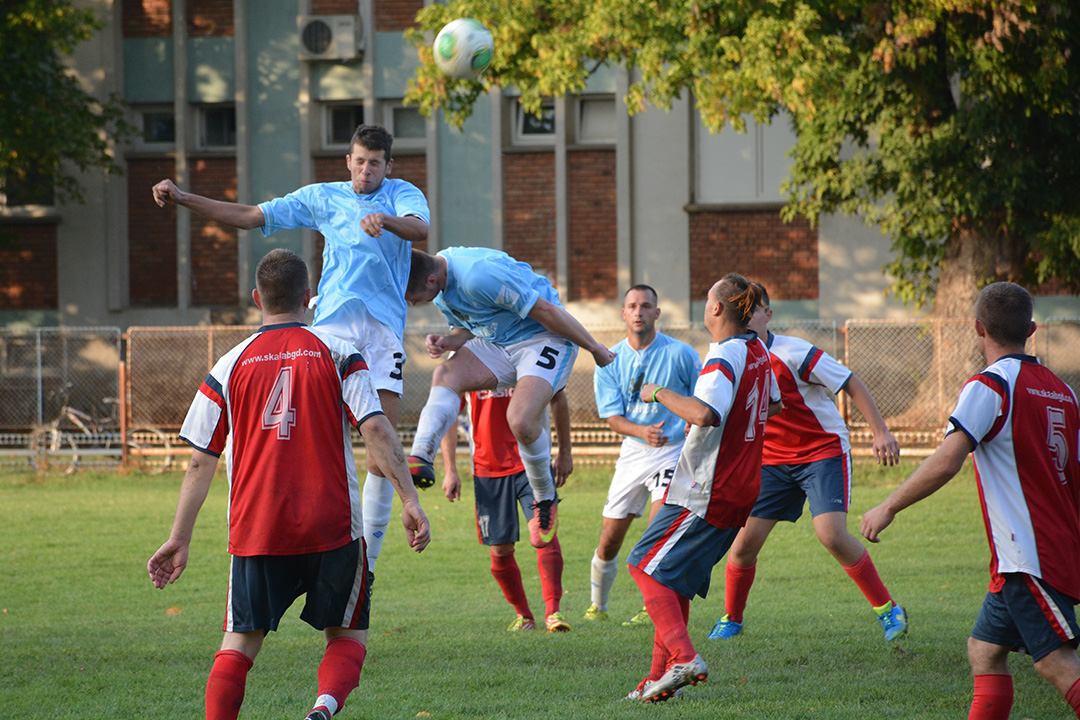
xmin=0 ymin=458 xmax=1069 ymax=719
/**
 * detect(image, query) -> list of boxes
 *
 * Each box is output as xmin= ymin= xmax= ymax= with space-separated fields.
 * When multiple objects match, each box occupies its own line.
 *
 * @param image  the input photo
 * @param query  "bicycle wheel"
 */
xmin=28 ymin=427 xmax=80 ymax=474
xmin=126 ymin=425 xmax=175 ymax=474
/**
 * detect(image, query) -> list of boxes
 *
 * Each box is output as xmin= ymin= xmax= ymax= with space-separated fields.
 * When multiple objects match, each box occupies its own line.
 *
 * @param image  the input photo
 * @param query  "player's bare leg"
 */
xmin=1032 ymin=644 xmax=1080 ymax=711
xmin=967 ymin=637 xmax=1014 ymax=720
xmin=362 ymin=390 xmax=400 ymax=570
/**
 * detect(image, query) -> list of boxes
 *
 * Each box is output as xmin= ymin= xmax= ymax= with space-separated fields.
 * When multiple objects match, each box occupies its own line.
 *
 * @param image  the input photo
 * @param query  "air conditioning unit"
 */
xmin=298 ymin=15 xmax=363 ymax=61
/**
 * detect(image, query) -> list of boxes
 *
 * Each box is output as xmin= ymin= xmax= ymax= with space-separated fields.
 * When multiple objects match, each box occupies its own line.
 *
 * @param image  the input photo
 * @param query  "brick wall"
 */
xmin=689 ymin=209 xmax=818 ymax=301
xmin=128 ymin=158 xmax=178 ymax=306
xmin=503 ymin=152 xmax=556 ymax=281
xmin=568 ymin=149 xmax=617 ymax=301
xmin=189 ymin=157 xmax=239 ymax=306
xmin=375 ymin=0 xmax=423 ymax=31
xmin=188 ymin=0 xmax=233 ymax=36
xmin=0 ymin=224 xmax=58 ymax=310
xmin=122 ymin=0 xmax=172 ymax=37
xmin=313 ymin=0 xmax=361 ymax=15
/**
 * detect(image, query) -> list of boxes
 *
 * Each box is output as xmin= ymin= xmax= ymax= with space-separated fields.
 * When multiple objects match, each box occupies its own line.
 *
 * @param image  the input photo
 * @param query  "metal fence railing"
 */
xmin=2 ymin=318 xmax=1078 ymax=471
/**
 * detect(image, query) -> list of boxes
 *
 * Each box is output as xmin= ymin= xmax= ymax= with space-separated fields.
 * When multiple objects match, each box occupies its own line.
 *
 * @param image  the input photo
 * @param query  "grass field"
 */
xmin=0 ymin=457 xmax=1069 ymax=719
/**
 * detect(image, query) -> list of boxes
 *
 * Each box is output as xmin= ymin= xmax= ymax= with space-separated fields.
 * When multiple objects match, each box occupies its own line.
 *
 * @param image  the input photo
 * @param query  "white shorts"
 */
xmin=315 ymin=308 xmax=406 ymax=396
xmin=463 ymin=332 xmax=578 ymax=393
xmin=602 ymin=438 xmax=684 ymax=519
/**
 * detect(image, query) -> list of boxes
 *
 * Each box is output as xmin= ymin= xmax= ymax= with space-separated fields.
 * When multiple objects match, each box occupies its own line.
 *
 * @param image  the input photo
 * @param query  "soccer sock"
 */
xmin=724 ymin=560 xmax=756 ymax=623
xmin=518 ymin=429 xmax=555 ymax=502
xmin=409 ymin=385 xmax=461 ymax=461
xmin=536 ymin=535 xmax=564 ymax=616
xmin=312 ymin=636 xmax=367 ymax=718
xmin=490 ymin=549 xmax=532 ymax=619
xmin=1067 ymin=676 xmax=1080 ymax=718
xmin=590 ymin=552 xmax=619 ymax=611
xmin=205 ymin=649 xmax=253 ymax=720
xmin=629 ymin=563 xmax=696 ymax=664
xmin=362 ymin=473 xmax=394 ymax=571
xmin=842 ymin=549 xmax=893 ymax=609
xmin=968 ymin=674 xmax=1013 ymax=720
xmin=649 ymin=636 xmax=670 ymax=681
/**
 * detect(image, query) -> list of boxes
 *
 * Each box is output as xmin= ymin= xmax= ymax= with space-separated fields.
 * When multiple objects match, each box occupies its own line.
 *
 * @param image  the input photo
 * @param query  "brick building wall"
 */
xmin=189 ymin=157 xmax=239 ymax=306
xmin=568 ymin=149 xmax=616 ymax=301
xmin=503 ymin=152 xmax=556 ymax=281
xmin=122 ymin=0 xmax=172 ymax=37
xmin=0 ymin=224 xmax=58 ymax=310
xmin=128 ymin=158 xmax=178 ymax=306
xmin=188 ymin=0 xmax=233 ymax=36
xmin=374 ymin=0 xmax=423 ymax=31
xmin=689 ymin=209 xmax=818 ymax=301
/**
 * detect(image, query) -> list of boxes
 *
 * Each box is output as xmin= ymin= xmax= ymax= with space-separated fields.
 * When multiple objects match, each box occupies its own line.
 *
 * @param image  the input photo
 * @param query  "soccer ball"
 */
xmin=433 ymin=18 xmax=493 ymax=79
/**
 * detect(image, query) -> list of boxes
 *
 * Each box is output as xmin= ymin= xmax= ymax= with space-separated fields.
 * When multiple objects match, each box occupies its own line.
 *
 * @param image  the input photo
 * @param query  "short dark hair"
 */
xmin=624 ymin=284 xmax=658 ymax=305
xmin=975 ymin=282 xmax=1033 ymax=347
xmin=711 ymin=273 xmax=763 ymax=329
xmin=255 ymin=249 xmax=309 ymax=314
xmin=407 ymin=249 xmax=440 ymax=295
xmin=350 ymin=124 xmax=394 ymax=161
xmin=751 ymin=281 xmax=771 ymax=308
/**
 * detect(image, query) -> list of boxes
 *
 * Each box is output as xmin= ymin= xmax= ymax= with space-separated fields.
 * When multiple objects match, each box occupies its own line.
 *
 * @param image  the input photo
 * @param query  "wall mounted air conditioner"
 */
xmin=298 ymin=15 xmax=363 ymax=61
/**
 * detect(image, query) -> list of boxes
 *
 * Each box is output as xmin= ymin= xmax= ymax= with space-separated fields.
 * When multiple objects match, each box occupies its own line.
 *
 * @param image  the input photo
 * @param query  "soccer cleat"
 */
xmin=874 ymin=601 xmax=908 ymax=641
xmin=640 ymin=654 xmax=708 ymax=702
xmin=545 ymin=611 xmax=571 ymax=632
xmin=707 ymin=614 xmax=743 ymax=640
xmin=527 ymin=498 xmax=558 ymax=548
xmin=507 ymin=615 xmax=537 ymax=632
xmin=622 ymin=606 xmax=651 ymax=626
xmin=626 ymin=678 xmax=683 ymax=701
xmin=406 ymin=455 xmax=436 ymax=489
xmin=304 ymin=708 xmax=331 ymax=720
xmin=582 ymin=604 xmax=609 ymax=621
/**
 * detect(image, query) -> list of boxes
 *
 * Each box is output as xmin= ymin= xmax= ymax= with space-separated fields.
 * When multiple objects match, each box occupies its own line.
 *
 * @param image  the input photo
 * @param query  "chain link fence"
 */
xmin=4 ymin=318 xmax=1079 ymax=471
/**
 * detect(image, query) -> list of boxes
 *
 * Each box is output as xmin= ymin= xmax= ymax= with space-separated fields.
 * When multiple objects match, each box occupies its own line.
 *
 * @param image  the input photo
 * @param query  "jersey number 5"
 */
xmin=1047 ymin=406 xmax=1070 ymax=484
xmin=263 ymin=367 xmax=298 ymax=440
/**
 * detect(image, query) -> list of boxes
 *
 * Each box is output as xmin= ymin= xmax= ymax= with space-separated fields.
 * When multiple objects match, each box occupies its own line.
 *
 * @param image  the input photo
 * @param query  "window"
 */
xmin=511 ymin=100 xmax=555 ymax=146
xmin=694 ymin=111 xmax=796 ymax=205
xmin=142 ymin=110 xmax=176 ymax=144
xmin=575 ymin=96 xmax=616 ymax=145
xmin=199 ymin=106 xmax=236 ymax=149
xmin=380 ymin=101 xmax=426 ymax=151
xmin=325 ymin=104 xmax=364 ymax=148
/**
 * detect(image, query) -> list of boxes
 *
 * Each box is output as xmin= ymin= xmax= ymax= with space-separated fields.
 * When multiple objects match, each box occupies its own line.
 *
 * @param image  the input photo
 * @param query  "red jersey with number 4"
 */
xmin=179 ymin=322 xmax=383 ymax=557
xmin=946 ymin=354 xmax=1080 ymax=599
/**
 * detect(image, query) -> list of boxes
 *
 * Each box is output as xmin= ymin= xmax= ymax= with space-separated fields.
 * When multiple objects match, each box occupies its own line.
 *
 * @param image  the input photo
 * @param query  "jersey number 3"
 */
xmin=263 ymin=367 xmax=298 ymax=440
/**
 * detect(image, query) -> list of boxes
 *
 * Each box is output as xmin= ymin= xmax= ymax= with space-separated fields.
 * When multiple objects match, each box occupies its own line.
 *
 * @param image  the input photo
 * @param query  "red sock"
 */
xmin=629 ymin=564 xmax=696 ymax=663
xmin=314 ymin=637 xmax=366 ymax=715
xmin=206 ymin=649 xmax=253 ymax=720
xmin=842 ymin=549 xmax=893 ymax=608
xmin=649 ymin=638 xmax=670 ymax=681
xmin=491 ymin=549 xmax=532 ymax=619
xmin=1066 ymin=676 xmax=1080 ymax=718
xmin=968 ymin=674 xmax=1013 ymax=720
xmin=725 ymin=560 xmax=756 ymax=623
xmin=536 ymin=536 xmax=564 ymax=616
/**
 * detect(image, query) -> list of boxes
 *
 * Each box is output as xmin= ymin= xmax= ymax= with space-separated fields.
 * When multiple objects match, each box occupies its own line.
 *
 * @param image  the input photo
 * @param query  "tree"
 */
xmin=0 ymin=1 xmax=135 ymax=206
xmin=404 ymin=1 xmax=1080 ymax=313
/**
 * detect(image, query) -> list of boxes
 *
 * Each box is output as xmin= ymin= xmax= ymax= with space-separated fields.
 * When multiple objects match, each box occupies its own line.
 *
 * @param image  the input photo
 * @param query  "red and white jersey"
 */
xmin=180 ymin=322 xmax=383 ymax=557
xmin=464 ymin=388 xmax=524 ymax=478
xmin=947 ymin=354 xmax=1080 ymax=599
xmin=665 ymin=332 xmax=779 ymax=529
xmin=762 ymin=331 xmax=852 ymax=465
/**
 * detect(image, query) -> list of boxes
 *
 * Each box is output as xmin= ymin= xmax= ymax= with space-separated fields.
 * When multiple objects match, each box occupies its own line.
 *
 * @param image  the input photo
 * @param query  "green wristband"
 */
xmin=651 ymin=386 xmax=667 ymax=403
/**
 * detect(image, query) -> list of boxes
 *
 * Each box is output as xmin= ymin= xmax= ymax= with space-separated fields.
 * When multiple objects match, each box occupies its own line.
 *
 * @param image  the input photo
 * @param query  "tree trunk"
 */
xmin=932 ymin=226 xmax=1000 ymax=319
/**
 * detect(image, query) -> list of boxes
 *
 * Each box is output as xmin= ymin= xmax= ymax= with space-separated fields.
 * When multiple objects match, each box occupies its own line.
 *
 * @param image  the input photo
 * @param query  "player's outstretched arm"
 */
xmin=439 ymin=420 xmax=462 ymax=502
xmin=550 ymin=389 xmax=573 ymax=487
xmin=360 ymin=213 xmax=428 ymax=242
xmin=151 ymin=178 xmax=265 ymax=230
xmin=147 ymin=449 xmax=218 ymax=589
xmin=861 ymin=431 xmax=973 ymax=542
xmin=425 ymin=328 xmax=473 ymax=359
xmin=844 ymin=374 xmax=900 ymax=466
xmin=359 ymin=413 xmax=431 ymax=552
xmin=641 ymin=382 xmax=717 ymax=427
xmin=527 ymin=299 xmax=616 ymax=367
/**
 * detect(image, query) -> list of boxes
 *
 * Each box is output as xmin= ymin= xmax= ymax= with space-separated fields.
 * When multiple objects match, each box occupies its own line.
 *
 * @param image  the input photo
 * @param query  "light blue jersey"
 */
xmin=259 ymin=179 xmax=429 ymax=338
xmin=433 ymin=247 xmax=563 ymax=346
xmin=594 ymin=332 xmax=702 ymax=444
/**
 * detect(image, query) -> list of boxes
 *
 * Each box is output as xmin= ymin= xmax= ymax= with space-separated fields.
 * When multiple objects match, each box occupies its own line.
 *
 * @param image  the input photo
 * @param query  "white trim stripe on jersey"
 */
xmin=640 ymin=509 xmax=697 ymax=576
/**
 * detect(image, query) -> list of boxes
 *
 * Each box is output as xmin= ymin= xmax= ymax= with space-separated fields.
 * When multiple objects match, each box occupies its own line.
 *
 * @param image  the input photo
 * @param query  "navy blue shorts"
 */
xmin=970 ymin=573 xmax=1080 ymax=662
xmin=627 ymin=503 xmax=739 ymax=600
xmin=752 ymin=454 xmax=851 ymax=521
xmin=224 ymin=538 xmax=371 ymax=633
xmin=474 ymin=471 xmax=559 ymax=546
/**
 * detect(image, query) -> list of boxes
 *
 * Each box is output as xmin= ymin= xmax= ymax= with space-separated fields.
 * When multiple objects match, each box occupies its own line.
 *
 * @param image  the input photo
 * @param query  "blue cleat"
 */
xmin=707 ymin=614 xmax=743 ymax=640
xmin=875 ymin=601 xmax=908 ymax=641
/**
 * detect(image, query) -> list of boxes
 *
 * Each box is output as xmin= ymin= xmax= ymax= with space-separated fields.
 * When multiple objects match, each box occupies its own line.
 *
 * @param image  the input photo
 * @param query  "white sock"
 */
xmin=409 ymin=385 xmax=461 ymax=461
xmin=591 ymin=552 xmax=619 ymax=610
xmin=362 ymin=473 xmax=394 ymax=571
xmin=517 ymin=429 xmax=555 ymax=502
xmin=313 ymin=694 xmax=339 ymax=716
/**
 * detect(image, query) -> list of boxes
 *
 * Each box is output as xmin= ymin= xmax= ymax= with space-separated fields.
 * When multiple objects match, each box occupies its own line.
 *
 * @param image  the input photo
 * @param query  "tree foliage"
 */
xmin=0 ymin=0 xmax=135 ymax=205
xmin=404 ymin=1 xmax=1080 ymax=309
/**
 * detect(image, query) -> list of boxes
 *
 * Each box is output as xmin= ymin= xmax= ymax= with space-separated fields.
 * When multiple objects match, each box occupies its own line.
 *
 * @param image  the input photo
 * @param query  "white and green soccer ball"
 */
xmin=433 ymin=18 xmax=493 ymax=79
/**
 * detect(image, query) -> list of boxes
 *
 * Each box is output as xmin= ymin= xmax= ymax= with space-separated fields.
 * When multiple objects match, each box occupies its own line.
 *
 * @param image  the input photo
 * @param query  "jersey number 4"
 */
xmin=262 ymin=367 xmax=298 ymax=440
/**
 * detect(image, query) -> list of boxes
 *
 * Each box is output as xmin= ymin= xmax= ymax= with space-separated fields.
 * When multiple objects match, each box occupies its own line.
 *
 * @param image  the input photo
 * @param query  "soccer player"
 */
xmin=404 ymin=246 xmax=616 ymax=548
xmin=626 ymin=273 xmax=781 ymax=702
xmin=584 ymin=285 xmax=701 ymax=626
xmin=708 ymin=283 xmax=906 ymax=643
xmin=147 ymin=249 xmax=430 ymax=720
xmin=439 ymin=386 xmax=573 ymax=632
xmin=152 ymin=124 xmax=430 ymax=572
xmin=862 ymin=282 xmax=1080 ymax=720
